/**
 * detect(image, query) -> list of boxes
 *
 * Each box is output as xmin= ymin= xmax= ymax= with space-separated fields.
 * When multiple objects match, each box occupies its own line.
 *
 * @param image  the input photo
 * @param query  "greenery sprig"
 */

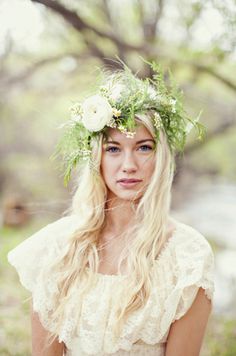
xmin=51 ymin=59 xmax=205 ymax=186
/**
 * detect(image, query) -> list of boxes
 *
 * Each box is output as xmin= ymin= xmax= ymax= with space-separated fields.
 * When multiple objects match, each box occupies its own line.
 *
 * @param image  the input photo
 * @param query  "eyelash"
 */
xmin=105 ymin=145 xmax=153 ymax=153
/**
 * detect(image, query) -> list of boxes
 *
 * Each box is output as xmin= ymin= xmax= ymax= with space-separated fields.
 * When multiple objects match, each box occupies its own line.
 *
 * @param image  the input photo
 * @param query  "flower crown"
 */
xmin=51 ymin=60 xmax=205 ymax=186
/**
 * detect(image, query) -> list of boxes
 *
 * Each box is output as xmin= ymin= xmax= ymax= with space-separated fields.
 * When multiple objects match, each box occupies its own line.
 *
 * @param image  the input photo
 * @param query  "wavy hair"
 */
xmin=45 ymin=110 xmax=175 ymax=347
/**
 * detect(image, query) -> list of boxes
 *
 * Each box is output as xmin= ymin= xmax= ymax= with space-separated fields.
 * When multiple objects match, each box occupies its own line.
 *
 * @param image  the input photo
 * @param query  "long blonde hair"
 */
xmin=46 ymin=112 xmax=175 ymax=345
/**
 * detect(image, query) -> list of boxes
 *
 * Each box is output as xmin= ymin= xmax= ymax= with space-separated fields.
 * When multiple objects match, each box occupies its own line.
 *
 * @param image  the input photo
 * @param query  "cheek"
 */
xmin=141 ymin=156 xmax=156 ymax=178
xmin=101 ymin=156 xmax=117 ymax=185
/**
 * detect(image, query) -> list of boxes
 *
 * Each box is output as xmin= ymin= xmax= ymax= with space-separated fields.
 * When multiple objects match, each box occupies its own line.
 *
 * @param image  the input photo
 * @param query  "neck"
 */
xmin=103 ymin=195 xmax=138 ymax=237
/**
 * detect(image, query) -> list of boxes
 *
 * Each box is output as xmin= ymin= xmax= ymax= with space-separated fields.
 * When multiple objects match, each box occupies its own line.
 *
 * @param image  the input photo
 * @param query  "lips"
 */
xmin=117 ymin=178 xmax=142 ymax=183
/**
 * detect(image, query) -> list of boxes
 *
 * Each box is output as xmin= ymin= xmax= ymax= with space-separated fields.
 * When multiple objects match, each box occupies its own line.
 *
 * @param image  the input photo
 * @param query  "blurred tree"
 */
xmin=2 ymin=0 xmax=235 ymax=92
xmin=0 ymin=0 xmax=236 ymax=209
xmin=27 ymin=0 xmax=236 ymax=169
xmin=28 ymin=0 xmax=236 ymax=88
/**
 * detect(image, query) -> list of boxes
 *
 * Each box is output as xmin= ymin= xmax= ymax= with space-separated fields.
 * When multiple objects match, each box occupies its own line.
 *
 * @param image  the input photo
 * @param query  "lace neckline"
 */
xmin=86 ymin=219 xmax=183 ymax=280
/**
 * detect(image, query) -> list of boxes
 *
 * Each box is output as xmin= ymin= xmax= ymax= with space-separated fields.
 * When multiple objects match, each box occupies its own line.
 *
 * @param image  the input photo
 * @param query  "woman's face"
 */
xmin=101 ymin=124 xmax=156 ymax=202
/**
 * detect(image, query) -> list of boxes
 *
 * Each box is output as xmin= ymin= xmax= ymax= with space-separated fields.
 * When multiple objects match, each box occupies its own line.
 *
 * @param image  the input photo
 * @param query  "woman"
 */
xmin=8 ymin=61 xmax=214 ymax=356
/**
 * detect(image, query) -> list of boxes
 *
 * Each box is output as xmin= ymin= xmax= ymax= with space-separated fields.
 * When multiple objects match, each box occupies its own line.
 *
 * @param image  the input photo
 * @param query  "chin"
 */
xmin=114 ymin=190 xmax=143 ymax=202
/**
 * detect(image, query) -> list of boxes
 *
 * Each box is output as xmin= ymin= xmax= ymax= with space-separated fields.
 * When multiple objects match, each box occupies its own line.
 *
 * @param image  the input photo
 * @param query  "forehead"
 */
xmin=105 ymin=124 xmax=153 ymax=142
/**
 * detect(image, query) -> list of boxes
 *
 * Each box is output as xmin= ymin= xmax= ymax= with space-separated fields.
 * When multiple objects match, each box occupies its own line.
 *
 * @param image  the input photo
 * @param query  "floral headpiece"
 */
xmin=51 ymin=60 xmax=205 ymax=186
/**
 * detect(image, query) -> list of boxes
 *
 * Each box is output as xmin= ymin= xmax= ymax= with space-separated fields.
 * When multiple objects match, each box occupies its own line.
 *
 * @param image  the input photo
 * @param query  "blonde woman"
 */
xmin=8 ymin=62 xmax=214 ymax=356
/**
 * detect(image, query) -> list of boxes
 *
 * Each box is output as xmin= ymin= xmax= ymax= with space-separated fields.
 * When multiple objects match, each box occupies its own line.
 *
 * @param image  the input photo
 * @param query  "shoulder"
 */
xmin=10 ymin=214 xmax=79 ymax=250
xmin=168 ymin=219 xmax=215 ymax=296
xmin=8 ymin=214 xmax=79 ymax=258
xmin=7 ymin=214 xmax=81 ymax=289
xmin=35 ymin=214 xmax=80 ymax=238
xmin=151 ymin=219 xmax=215 ymax=330
xmin=171 ymin=219 xmax=214 ymax=258
xmin=155 ymin=218 xmax=214 ymax=270
xmin=7 ymin=214 xmax=82 ymax=346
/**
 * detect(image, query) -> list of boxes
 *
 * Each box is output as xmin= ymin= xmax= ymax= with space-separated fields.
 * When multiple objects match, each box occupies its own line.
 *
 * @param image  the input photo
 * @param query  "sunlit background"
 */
xmin=0 ymin=0 xmax=236 ymax=355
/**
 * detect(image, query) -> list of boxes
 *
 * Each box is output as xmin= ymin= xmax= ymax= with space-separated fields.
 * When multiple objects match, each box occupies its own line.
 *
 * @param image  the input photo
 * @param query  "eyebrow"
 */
xmin=105 ymin=139 xmax=155 ymax=145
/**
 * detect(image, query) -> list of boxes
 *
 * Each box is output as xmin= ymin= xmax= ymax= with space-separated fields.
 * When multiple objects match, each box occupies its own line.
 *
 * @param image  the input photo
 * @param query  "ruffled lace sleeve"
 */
xmin=7 ymin=214 xmax=79 ymax=294
xmin=160 ymin=223 xmax=215 ymax=331
xmin=7 ymin=214 xmax=82 ymax=346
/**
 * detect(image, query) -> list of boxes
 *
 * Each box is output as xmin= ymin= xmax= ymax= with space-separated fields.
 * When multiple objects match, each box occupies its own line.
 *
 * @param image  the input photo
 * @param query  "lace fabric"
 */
xmin=66 ymin=341 xmax=166 ymax=356
xmin=7 ymin=215 xmax=215 ymax=355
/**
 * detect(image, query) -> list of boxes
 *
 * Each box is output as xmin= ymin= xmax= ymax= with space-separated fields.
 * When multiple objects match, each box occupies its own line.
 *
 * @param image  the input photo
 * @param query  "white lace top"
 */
xmin=8 ymin=215 xmax=215 ymax=356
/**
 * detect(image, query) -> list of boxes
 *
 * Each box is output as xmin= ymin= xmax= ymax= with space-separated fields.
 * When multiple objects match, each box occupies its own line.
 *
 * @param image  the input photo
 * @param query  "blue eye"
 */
xmin=138 ymin=145 xmax=153 ymax=151
xmin=106 ymin=146 xmax=120 ymax=153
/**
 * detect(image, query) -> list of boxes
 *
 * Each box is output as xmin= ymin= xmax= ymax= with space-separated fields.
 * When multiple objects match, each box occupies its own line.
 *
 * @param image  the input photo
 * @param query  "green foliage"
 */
xmin=0 ymin=220 xmax=54 ymax=355
xmin=52 ymin=58 xmax=206 ymax=185
xmin=204 ymin=316 xmax=236 ymax=356
xmin=50 ymin=121 xmax=92 ymax=186
xmin=0 ymin=226 xmax=31 ymax=356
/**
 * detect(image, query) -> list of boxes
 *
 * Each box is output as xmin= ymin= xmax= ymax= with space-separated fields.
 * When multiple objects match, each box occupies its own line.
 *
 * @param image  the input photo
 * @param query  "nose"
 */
xmin=121 ymin=152 xmax=137 ymax=173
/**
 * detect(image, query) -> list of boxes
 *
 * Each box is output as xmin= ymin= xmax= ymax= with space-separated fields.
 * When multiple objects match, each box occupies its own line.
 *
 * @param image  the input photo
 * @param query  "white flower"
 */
xmin=146 ymin=86 xmax=163 ymax=102
xmin=125 ymin=131 xmax=136 ymax=138
xmin=118 ymin=124 xmax=126 ymax=132
xmin=70 ymin=102 xmax=83 ymax=122
xmin=109 ymin=84 xmax=124 ymax=101
xmin=170 ymin=98 xmax=177 ymax=113
xmin=153 ymin=112 xmax=162 ymax=129
xmin=107 ymin=117 xmax=117 ymax=128
xmin=170 ymin=98 xmax=177 ymax=106
xmin=81 ymin=94 xmax=113 ymax=132
xmin=147 ymin=86 xmax=158 ymax=100
xmin=117 ymin=124 xmax=135 ymax=138
xmin=112 ymin=108 xmax=121 ymax=117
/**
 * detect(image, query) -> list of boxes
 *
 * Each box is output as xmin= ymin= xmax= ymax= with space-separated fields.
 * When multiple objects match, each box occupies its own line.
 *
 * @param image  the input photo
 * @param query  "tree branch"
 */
xmin=166 ymin=56 xmax=236 ymax=93
xmin=102 ymin=0 xmax=113 ymax=25
xmin=150 ymin=0 xmax=164 ymax=38
xmin=31 ymin=0 xmax=144 ymax=52
xmin=0 ymin=52 xmax=95 ymax=88
xmin=138 ymin=0 xmax=164 ymax=40
xmin=194 ymin=63 xmax=236 ymax=92
xmin=30 ymin=1 xmax=236 ymax=93
xmin=101 ymin=0 xmax=126 ymax=62
xmin=173 ymin=114 xmax=236 ymax=185
xmin=0 ymin=48 xmax=126 ymax=90
xmin=184 ymin=114 xmax=236 ymax=155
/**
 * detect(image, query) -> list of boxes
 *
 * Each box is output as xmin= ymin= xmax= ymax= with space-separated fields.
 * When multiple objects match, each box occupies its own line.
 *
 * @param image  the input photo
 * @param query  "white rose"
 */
xmin=81 ymin=94 xmax=113 ymax=132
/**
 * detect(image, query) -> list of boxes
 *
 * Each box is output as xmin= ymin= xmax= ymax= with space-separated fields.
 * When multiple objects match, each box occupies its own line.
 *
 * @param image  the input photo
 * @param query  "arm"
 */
xmin=165 ymin=287 xmax=212 ymax=356
xmin=30 ymin=301 xmax=65 ymax=356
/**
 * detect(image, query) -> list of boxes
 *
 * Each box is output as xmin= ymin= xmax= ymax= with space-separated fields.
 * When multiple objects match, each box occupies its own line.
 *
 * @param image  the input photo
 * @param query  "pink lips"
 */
xmin=118 ymin=179 xmax=142 ymax=183
xmin=117 ymin=178 xmax=142 ymax=188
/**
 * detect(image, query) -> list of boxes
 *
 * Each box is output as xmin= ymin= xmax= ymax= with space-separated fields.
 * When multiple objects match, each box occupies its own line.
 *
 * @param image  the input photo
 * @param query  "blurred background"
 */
xmin=0 ymin=0 xmax=235 ymax=354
